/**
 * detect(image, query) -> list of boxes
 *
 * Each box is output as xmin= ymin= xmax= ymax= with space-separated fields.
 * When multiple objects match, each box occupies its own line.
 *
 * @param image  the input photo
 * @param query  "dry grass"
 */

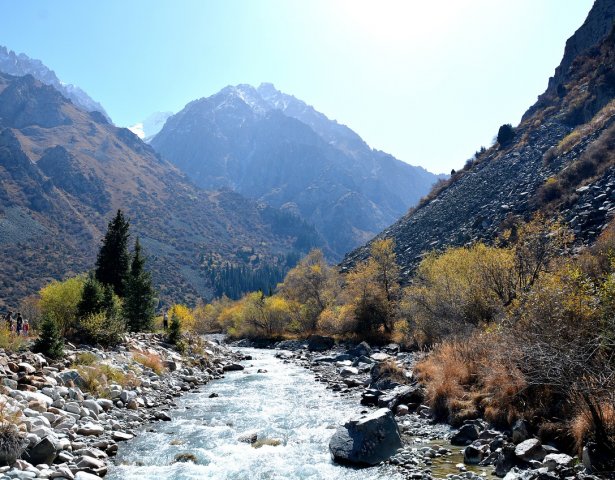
xmin=132 ymin=351 xmax=165 ymax=375
xmin=76 ymin=363 xmax=141 ymax=396
xmin=376 ymin=359 xmax=409 ymax=385
xmin=556 ymin=99 xmax=615 ymax=156
xmin=414 ymin=333 xmax=526 ymax=426
xmin=571 ymin=402 xmax=615 ymax=455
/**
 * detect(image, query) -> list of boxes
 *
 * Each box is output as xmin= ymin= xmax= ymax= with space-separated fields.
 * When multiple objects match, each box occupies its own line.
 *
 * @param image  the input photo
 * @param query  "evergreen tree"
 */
xmin=76 ymin=274 xmax=105 ymax=319
xmin=33 ymin=315 xmax=64 ymax=359
xmin=95 ymin=210 xmax=130 ymax=297
xmin=167 ymin=312 xmax=182 ymax=346
xmin=124 ymin=237 xmax=156 ymax=331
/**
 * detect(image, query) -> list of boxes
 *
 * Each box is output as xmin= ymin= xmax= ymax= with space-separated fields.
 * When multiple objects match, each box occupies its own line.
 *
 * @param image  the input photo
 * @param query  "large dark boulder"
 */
xmin=329 ymin=408 xmax=402 ymax=466
xmin=347 ymin=341 xmax=373 ymax=358
xmin=450 ymin=423 xmax=480 ymax=446
xmin=23 ymin=436 xmax=57 ymax=466
xmin=307 ymin=335 xmax=334 ymax=352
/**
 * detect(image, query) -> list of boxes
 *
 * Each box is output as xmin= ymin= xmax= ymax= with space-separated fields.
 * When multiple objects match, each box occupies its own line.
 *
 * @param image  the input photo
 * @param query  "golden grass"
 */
xmin=132 ymin=351 xmax=165 ymax=375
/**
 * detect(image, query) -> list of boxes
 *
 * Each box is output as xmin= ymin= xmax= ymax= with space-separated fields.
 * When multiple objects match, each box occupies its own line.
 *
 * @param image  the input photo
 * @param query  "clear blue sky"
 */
xmin=0 ymin=1 xmax=594 ymax=173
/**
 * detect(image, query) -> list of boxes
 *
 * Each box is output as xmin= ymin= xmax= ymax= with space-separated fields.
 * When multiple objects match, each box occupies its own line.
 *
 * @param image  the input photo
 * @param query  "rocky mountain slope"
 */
xmin=0 ymin=72 xmax=322 ymax=309
xmin=0 ymin=45 xmax=110 ymax=122
xmin=341 ymin=0 xmax=615 ymax=281
xmin=150 ymin=84 xmax=440 ymax=259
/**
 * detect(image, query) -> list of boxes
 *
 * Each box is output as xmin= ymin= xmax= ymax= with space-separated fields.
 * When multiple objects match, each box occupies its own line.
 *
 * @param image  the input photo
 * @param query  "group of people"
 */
xmin=4 ymin=311 xmax=29 ymax=336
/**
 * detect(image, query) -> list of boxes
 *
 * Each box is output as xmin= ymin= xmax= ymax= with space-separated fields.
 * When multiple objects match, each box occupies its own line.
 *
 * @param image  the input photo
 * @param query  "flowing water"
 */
xmin=107 ymin=348 xmax=405 ymax=480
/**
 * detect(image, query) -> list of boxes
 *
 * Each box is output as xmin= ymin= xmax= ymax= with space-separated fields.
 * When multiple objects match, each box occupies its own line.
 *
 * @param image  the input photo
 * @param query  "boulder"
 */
xmin=450 ymin=424 xmax=480 ymax=446
xmin=57 ymin=370 xmax=86 ymax=389
xmin=222 ymin=363 xmax=244 ymax=372
xmin=307 ymin=335 xmax=334 ymax=352
xmin=339 ymin=367 xmax=358 ymax=377
xmin=23 ymin=437 xmax=57 ymax=466
xmin=511 ymin=419 xmax=530 ymax=444
xmin=347 ymin=342 xmax=372 ymax=358
xmin=463 ymin=444 xmax=486 ymax=465
xmin=542 ymin=453 xmax=574 ymax=471
xmin=329 ymin=408 xmax=402 ymax=466
xmin=76 ymin=423 xmax=104 ymax=436
xmin=514 ymin=438 xmax=546 ymax=462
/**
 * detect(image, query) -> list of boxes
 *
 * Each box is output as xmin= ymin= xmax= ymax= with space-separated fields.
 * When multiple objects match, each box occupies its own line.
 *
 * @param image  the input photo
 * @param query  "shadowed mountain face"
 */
xmin=0 ymin=45 xmax=110 ymax=122
xmin=0 ymin=72 xmax=323 ymax=308
xmin=341 ymin=0 xmax=615 ymax=281
xmin=150 ymin=84 xmax=441 ymax=259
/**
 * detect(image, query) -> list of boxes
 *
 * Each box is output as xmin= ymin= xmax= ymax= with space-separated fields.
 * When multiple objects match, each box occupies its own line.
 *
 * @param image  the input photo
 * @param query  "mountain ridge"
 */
xmin=151 ymin=83 xmax=441 ymax=258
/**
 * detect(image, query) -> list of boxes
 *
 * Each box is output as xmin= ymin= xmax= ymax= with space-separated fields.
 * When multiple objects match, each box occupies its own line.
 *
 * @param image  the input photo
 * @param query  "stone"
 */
xmin=75 ymin=472 xmax=103 ymax=480
xmin=329 ymin=408 xmax=402 ymax=466
xmin=76 ymin=423 xmax=104 ymax=436
xmin=307 ymin=335 xmax=334 ymax=352
xmin=463 ymin=444 xmax=485 ymax=465
xmin=23 ymin=437 xmax=57 ymax=466
xmin=511 ymin=419 xmax=530 ymax=444
xmin=154 ymin=411 xmax=171 ymax=421
xmin=57 ymin=370 xmax=86 ymax=389
xmin=542 ymin=453 xmax=574 ymax=471
xmin=237 ymin=431 xmax=258 ymax=444
xmin=347 ymin=341 xmax=372 ymax=358
xmin=450 ymin=424 xmax=480 ymax=446
xmin=18 ymin=363 xmax=36 ymax=374
xmin=395 ymin=404 xmax=409 ymax=416
xmin=119 ymin=390 xmax=137 ymax=403
xmin=514 ymin=438 xmax=546 ymax=462
xmin=111 ymin=431 xmax=133 ymax=441
xmin=222 ymin=364 xmax=244 ymax=372
xmin=339 ymin=366 xmax=358 ymax=377
xmin=82 ymin=400 xmax=101 ymax=415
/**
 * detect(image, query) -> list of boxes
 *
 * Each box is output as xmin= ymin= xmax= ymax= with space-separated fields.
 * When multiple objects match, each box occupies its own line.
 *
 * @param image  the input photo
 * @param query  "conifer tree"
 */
xmin=123 ymin=237 xmax=156 ymax=331
xmin=33 ymin=315 xmax=64 ymax=359
xmin=167 ymin=312 xmax=182 ymax=346
xmin=95 ymin=210 xmax=130 ymax=297
xmin=76 ymin=274 xmax=105 ymax=319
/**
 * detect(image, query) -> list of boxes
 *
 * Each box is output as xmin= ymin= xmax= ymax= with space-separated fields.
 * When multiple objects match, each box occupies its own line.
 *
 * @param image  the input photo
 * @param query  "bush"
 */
xmin=78 ymin=311 xmax=125 ymax=347
xmin=32 ymin=315 xmax=64 ymax=359
xmin=39 ymin=276 xmax=85 ymax=336
xmin=497 ymin=123 xmax=515 ymax=146
xmin=0 ymin=423 xmax=25 ymax=466
xmin=167 ymin=312 xmax=182 ymax=347
xmin=133 ymin=351 xmax=165 ymax=375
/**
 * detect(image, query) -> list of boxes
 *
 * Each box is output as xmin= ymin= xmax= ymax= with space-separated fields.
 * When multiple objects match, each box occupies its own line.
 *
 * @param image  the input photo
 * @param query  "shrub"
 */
xmin=535 ymin=177 xmax=563 ymax=205
xmin=39 ymin=275 xmax=85 ymax=336
xmin=0 ymin=423 xmax=25 ymax=466
xmin=133 ymin=351 xmax=165 ymax=375
xmin=497 ymin=124 xmax=515 ymax=146
xmin=167 ymin=312 xmax=182 ymax=347
xmin=0 ymin=325 xmax=26 ymax=353
xmin=72 ymin=352 xmax=98 ymax=366
xmin=78 ymin=311 xmax=125 ymax=347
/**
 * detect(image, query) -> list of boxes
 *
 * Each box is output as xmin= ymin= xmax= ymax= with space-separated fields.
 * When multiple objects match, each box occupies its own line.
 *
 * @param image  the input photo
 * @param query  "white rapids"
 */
xmin=107 ymin=348 xmax=405 ymax=480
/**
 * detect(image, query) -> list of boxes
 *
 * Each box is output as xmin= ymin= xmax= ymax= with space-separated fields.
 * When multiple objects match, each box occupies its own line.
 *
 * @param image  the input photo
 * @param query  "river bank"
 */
xmin=233 ymin=337 xmax=606 ymax=480
xmin=0 ymin=333 xmax=244 ymax=480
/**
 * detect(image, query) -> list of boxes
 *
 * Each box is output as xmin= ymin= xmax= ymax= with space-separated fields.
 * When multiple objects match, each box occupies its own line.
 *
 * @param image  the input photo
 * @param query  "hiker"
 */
xmin=15 ymin=313 xmax=23 ymax=336
xmin=23 ymin=319 xmax=29 ymax=336
xmin=163 ymin=311 xmax=169 ymax=330
xmin=4 ymin=311 xmax=13 ymax=332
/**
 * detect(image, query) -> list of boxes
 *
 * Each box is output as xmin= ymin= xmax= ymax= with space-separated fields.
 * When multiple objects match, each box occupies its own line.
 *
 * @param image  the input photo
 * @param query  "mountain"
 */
xmin=150 ymin=84 xmax=441 ymax=259
xmin=0 ymin=72 xmax=323 ymax=309
xmin=341 ymin=0 xmax=615 ymax=281
xmin=0 ymin=45 xmax=110 ymax=122
xmin=129 ymin=111 xmax=173 ymax=142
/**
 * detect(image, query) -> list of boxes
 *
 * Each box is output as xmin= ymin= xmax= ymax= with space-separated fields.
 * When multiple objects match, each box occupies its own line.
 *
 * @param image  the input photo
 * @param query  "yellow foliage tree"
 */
xmin=168 ymin=304 xmax=195 ymax=332
xmin=39 ymin=275 xmax=86 ymax=335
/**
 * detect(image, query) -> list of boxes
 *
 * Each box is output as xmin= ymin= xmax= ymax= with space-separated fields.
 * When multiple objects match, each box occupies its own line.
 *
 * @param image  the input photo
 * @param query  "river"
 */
xmin=107 ymin=348 xmax=405 ymax=480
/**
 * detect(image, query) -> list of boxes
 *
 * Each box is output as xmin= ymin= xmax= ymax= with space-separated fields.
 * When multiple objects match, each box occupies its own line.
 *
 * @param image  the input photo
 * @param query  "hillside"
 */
xmin=150 ymin=84 xmax=440 ymax=259
xmin=341 ymin=0 xmax=615 ymax=281
xmin=0 ymin=72 xmax=323 ymax=309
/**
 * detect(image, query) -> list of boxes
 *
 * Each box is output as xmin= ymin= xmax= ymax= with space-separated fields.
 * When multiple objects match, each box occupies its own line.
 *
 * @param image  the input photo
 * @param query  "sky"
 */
xmin=0 ymin=1 xmax=594 ymax=174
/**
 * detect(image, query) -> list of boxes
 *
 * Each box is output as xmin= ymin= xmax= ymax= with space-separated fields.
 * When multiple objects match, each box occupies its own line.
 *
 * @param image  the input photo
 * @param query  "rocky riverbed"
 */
xmin=241 ymin=336 xmax=609 ymax=480
xmin=0 ymin=333 xmax=243 ymax=480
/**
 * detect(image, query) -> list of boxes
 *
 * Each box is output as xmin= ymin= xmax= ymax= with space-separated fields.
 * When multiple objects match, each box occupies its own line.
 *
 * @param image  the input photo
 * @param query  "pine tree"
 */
xmin=33 ymin=315 xmax=64 ymax=359
xmin=95 ymin=210 xmax=130 ymax=297
xmin=76 ymin=274 xmax=105 ymax=319
xmin=167 ymin=312 xmax=182 ymax=346
xmin=123 ymin=237 xmax=156 ymax=331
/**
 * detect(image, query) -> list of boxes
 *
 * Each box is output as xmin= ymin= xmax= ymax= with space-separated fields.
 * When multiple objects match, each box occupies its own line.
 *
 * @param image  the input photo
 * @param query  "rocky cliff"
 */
xmin=341 ymin=0 xmax=615 ymax=281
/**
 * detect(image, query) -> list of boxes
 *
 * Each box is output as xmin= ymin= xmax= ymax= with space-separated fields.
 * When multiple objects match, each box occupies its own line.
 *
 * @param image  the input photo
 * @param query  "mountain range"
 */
xmin=341 ymin=0 xmax=615 ymax=280
xmin=0 ymin=71 xmax=323 ymax=309
xmin=0 ymin=45 xmax=110 ymax=122
xmin=150 ymin=83 xmax=441 ymax=258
